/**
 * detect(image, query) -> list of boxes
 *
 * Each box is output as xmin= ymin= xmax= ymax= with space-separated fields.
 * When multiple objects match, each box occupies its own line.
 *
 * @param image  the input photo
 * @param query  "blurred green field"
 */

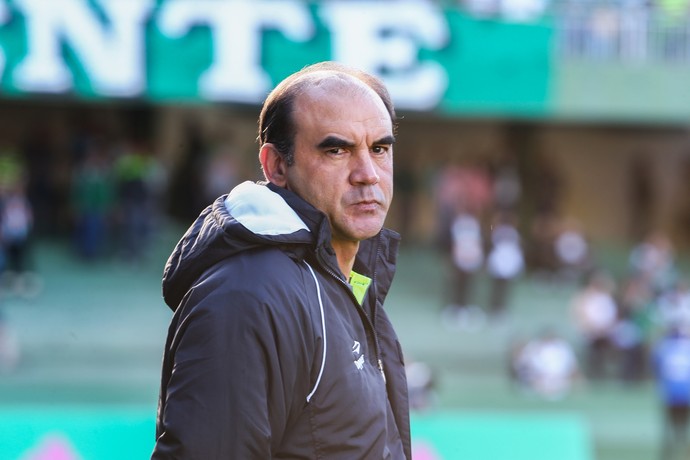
xmin=0 ymin=227 xmax=665 ymax=460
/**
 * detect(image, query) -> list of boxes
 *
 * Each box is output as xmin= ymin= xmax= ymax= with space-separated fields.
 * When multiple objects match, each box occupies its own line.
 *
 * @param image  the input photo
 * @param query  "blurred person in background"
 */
xmin=485 ymin=210 xmax=524 ymax=321
xmin=629 ymin=231 xmax=678 ymax=300
xmin=653 ymin=325 xmax=690 ymax=460
xmin=611 ymin=274 xmax=655 ymax=383
xmin=446 ymin=209 xmax=485 ymax=328
xmin=0 ymin=151 xmax=38 ymax=297
xmin=114 ymin=140 xmax=163 ymax=265
xmin=1 ymin=179 xmax=37 ymax=297
xmin=70 ymin=142 xmax=115 ymax=261
xmin=446 ymin=162 xmax=493 ymax=326
xmin=152 ymin=62 xmax=411 ymax=459
xmin=511 ymin=327 xmax=580 ymax=400
xmin=553 ymin=217 xmax=592 ymax=283
xmin=657 ymin=280 xmax=690 ymax=334
xmin=571 ymin=269 xmax=619 ymax=380
xmin=435 ymin=164 xmax=488 ymax=330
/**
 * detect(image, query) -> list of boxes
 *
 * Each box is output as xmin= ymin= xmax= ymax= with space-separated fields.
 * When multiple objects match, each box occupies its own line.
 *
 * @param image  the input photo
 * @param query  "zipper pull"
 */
xmin=378 ymin=359 xmax=386 ymax=384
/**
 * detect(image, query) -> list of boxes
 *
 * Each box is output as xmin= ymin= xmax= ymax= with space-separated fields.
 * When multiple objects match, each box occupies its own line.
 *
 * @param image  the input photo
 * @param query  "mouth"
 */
xmin=352 ymin=200 xmax=381 ymax=212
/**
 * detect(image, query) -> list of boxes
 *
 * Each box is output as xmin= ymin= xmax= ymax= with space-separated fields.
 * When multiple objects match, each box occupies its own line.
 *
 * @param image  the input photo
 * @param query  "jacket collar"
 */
xmin=267 ymin=182 xmax=400 ymax=302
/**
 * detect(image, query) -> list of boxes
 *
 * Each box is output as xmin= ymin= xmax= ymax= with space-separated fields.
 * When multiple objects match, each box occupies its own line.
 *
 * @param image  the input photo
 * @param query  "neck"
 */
xmin=331 ymin=240 xmax=359 ymax=279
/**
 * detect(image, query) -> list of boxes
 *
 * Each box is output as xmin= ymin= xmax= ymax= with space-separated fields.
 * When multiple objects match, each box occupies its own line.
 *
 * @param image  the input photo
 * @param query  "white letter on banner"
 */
xmin=13 ymin=0 xmax=153 ymax=96
xmin=159 ymin=0 xmax=313 ymax=103
xmin=320 ymin=1 xmax=449 ymax=111
xmin=0 ymin=1 xmax=9 ymax=80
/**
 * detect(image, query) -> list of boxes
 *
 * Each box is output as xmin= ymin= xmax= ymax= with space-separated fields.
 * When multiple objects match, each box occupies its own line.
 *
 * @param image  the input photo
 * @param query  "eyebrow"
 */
xmin=316 ymin=136 xmax=354 ymax=150
xmin=374 ymin=135 xmax=396 ymax=145
xmin=316 ymin=135 xmax=396 ymax=150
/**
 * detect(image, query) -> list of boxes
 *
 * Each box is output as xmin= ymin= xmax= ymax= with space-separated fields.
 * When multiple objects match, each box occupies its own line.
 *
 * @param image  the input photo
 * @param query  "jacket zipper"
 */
xmin=317 ymin=252 xmax=386 ymax=384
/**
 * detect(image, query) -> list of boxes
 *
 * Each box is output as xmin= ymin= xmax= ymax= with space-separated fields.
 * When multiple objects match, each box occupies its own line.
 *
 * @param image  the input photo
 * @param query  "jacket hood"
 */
xmin=162 ymin=181 xmax=317 ymax=310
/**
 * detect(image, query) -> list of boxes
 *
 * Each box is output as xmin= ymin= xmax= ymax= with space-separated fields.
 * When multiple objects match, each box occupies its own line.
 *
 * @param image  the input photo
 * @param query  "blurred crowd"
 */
xmin=433 ymin=156 xmax=592 ymax=328
xmin=413 ymin=153 xmax=690 ymax=442
xmin=404 ymin=150 xmax=690 ymax=460
xmin=0 ymin=114 xmax=248 ymax=375
xmin=71 ymin=137 xmax=164 ymax=264
xmin=71 ymin=118 xmax=251 ymax=267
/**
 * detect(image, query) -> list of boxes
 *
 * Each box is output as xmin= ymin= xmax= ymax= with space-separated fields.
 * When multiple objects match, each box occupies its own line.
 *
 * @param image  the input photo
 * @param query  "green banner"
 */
xmin=0 ymin=0 xmax=554 ymax=116
xmin=411 ymin=412 xmax=593 ymax=460
xmin=0 ymin=407 xmax=592 ymax=460
xmin=0 ymin=406 xmax=155 ymax=460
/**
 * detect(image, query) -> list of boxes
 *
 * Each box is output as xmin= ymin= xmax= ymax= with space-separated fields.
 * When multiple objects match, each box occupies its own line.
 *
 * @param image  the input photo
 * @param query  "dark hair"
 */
xmin=257 ymin=61 xmax=397 ymax=166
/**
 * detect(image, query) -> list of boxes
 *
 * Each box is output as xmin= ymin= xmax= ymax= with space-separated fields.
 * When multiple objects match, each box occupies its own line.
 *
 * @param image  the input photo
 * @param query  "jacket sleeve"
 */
xmin=151 ymin=286 xmax=304 ymax=459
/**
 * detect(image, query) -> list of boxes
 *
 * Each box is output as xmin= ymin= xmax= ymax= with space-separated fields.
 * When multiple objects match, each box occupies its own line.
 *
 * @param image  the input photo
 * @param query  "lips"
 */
xmin=351 ymin=200 xmax=381 ymax=212
xmin=347 ymin=188 xmax=387 ymax=211
xmin=351 ymin=191 xmax=384 ymax=207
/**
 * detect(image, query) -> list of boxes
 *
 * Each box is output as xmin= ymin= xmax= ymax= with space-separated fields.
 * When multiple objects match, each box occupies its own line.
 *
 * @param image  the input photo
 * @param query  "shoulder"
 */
xmin=203 ymin=247 xmax=308 ymax=296
xmin=178 ymin=247 xmax=316 ymax=328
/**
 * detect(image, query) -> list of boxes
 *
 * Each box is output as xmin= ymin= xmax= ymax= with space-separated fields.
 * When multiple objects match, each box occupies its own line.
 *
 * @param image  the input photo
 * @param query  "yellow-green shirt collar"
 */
xmin=349 ymin=271 xmax=372 ymax=305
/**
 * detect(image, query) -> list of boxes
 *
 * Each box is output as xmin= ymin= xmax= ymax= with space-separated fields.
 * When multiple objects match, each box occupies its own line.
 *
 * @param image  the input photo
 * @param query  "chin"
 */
xmin=337 ymin=216 xmax=386 ymax=241
xmin=354 ymin=225 xmax=385 ymax=241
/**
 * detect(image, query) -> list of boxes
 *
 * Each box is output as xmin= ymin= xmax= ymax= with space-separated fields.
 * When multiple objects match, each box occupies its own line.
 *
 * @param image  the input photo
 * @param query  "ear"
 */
xmin=259 ymin=143 xmax=288 ymax=187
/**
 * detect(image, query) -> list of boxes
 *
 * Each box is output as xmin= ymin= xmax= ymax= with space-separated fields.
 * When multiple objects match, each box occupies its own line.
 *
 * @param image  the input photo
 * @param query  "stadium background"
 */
xmin=0 ymin=0 xmax=688 ymax=459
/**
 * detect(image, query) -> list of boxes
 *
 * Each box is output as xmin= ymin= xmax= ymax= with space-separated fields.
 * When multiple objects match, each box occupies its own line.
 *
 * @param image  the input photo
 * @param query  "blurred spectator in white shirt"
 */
xmin=629 ymin=231 xmax=677 ymax=299
xmin=572 ymin=270 xmax=619 ymax=380
xmin=486 ymin=212 xmax=524 ymax=319
xmin=513 ymin=328 xmax=580 ymax=400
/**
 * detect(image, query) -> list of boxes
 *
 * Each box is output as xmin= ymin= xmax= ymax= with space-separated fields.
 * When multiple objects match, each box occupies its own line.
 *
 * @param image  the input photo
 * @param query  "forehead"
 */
xmin=292 ymin=74 xmax=392 ymax=133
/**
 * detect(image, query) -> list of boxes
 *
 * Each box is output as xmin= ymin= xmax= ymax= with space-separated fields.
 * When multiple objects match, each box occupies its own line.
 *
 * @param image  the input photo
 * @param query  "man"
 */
xmin=151 ymin=62 xmax=411 ymax=459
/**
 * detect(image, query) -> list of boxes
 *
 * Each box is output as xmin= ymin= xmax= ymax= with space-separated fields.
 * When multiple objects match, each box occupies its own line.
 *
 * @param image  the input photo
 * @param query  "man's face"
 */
xmin=285 ymin=81 xmax=394 ymax=246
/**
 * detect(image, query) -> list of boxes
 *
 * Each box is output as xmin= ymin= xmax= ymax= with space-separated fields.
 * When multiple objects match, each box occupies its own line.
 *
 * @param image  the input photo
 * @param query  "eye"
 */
xmin=326 ymin=147 xmax=346 ymax=156
xmin=372 ymin=145 xmax=390 ymax=155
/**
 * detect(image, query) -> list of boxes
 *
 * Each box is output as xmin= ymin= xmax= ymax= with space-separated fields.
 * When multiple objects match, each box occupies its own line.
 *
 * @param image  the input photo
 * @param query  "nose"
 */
xmin=350 ymin=151 xmax=380 ymax=185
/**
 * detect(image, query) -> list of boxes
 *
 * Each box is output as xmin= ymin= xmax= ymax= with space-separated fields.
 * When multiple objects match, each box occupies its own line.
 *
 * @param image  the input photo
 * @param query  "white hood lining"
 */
xmin=224 ymin=181 xmax=310 ymax=236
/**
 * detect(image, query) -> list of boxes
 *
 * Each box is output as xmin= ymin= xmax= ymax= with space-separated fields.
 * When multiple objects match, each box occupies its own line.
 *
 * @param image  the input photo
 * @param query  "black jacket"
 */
xmin=152 ymin=181 xmax=411 ymax=459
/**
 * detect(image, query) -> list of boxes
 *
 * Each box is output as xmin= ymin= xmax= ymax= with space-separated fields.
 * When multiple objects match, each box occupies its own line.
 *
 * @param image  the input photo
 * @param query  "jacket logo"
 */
xmin=352 ymin=340 xmax=364 ymax=370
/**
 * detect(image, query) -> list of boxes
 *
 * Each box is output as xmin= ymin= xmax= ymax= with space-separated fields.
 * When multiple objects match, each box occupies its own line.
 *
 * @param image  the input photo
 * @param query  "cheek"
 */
xmin=380 ymin=170 xmax=394 ymax=199
xmin=299 ymin=174 xmax=338 ymax=210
